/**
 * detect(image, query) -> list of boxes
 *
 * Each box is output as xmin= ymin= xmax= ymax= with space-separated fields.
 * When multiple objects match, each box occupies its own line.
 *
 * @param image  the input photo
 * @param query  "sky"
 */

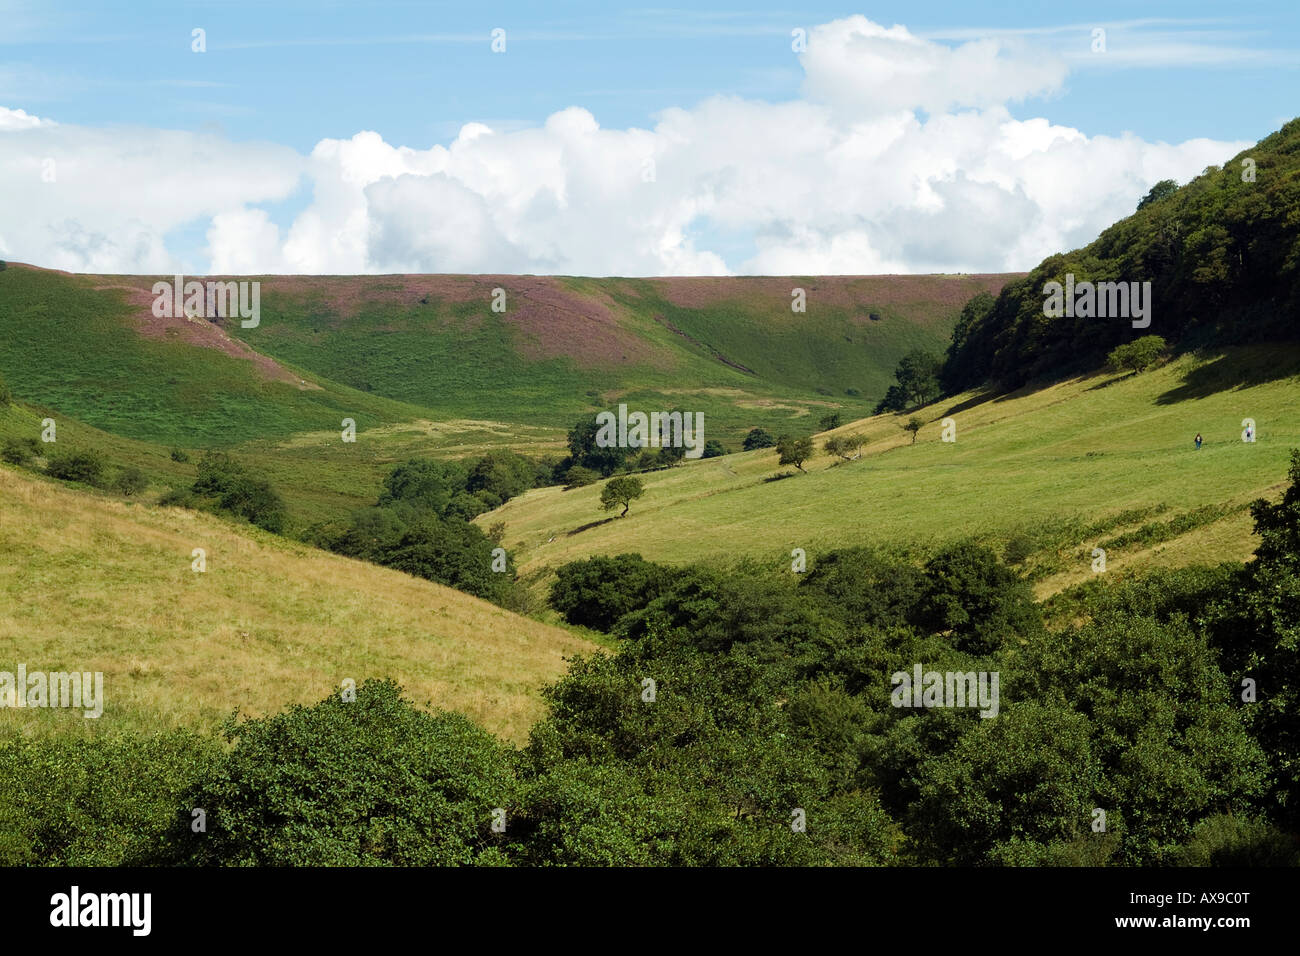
xmin=1 ymin=0 xmax=1297 ymax=276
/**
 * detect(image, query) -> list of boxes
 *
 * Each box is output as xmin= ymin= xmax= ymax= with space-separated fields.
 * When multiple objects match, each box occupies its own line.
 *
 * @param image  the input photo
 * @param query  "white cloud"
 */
xmin=0 ymin=16 xmax=1254 ymax=276
xmin=800 ymin=16 xmax=1070 ymax=116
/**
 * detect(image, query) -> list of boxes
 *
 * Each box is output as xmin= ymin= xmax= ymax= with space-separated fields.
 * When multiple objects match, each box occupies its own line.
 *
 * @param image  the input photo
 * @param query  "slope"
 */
xmin=0 ymin=463 xmax=596 ymax=743
xmin=479 ymin=345 xmax=1300 ymax=596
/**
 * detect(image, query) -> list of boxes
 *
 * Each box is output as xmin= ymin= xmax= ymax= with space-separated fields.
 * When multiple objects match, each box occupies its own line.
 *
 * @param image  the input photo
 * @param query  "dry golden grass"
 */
xmin=0 ymin=467 xmax=595 ymax=743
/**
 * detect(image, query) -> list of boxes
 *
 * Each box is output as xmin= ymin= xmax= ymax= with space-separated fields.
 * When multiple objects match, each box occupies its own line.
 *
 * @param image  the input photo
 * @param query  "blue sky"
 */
xmin=2 ymin=1 xmax=1297 ymax=274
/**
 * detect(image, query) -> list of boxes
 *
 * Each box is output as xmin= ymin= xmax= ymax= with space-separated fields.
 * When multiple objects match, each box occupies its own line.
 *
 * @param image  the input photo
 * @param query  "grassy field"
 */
xmin=0 ymin=465 xmax=595 ymax=744
xmin=479 ymin=345 xmax=1300 ymax=596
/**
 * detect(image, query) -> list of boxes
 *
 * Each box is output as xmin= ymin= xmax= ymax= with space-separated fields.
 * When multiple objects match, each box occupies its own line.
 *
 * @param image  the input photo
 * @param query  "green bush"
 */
xmin=1107 ymin=335 xmax=1167 ymax=374
xmin=115 ymin=466 xmax=148 ymax=497
xmin=562 ymin=465 xmax=600 ymax=489
xmin=1168 ymin=814 xmax=1300 ymax=866
xmin=549 ymin=554 xmax=678 ymax=632
xmin=917 ymin=542 xmax=1043 ymax=654
xmin=0 ymin=731 xmax=216 ymax=866
xmin=169 ymin=447 xmax=190 ymax=463
xmin=159 ymin=680 xmax=516 ymax=866
xmin=46 ymin=450 xmax=107 ymax=487
xmin=190 ymin=451 xmax=286 ymax=532
xmin=742 ymin=428 xmax=776 ymax=450
xmin=1 ymin=437 xmax=40 ymax=465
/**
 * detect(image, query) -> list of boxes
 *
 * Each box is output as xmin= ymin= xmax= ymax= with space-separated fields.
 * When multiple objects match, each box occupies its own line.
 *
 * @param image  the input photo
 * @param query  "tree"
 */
xmin=903 ymin=417 xmax=923 ymax=444
xmin=824 ymin=433 xmax=864 ymax=461
xmin=1137 ymin=178 xmax=1178 ymax=211
xmin=378 ymin=458 xmax=464 ymax=516
xmin=776 ymin=434 xmax=814 ymax=471
xmin=818 ymin=412 xmax=842 ymax=432
xmin=1107 ymin=335 xmax=1167 ymax=374
xmin=702 ymin=440 xmax=728 ymax=458
xmin=874 ymin=384 xmax=908 ymax=415
xmin=743 ymin=428 xmax=777 ymax=451
xmin=549 ymin=554 xmax=677 ymax=632
xmin=568 ymin=417 xmax=629 ymax=476
xmin=895 ymin=350 xmax=942 ymax=408
xmin=601 ymin=476 xmax=645 ymax=516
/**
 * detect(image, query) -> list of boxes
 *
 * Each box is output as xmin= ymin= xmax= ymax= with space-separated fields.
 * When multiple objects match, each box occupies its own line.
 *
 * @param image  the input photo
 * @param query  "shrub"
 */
xmin=0 ymin=372 xmax=11 ymax=406
xmin=1002 ymin=533 xmax=1036 ymax=566
xmin=158 ymin=680 xmax=516 ymax=866
xmin=190 ymin=452 xmax=287 ymax=532
xmin=114 ymin=466 xmax=148 ymax=497
xmin=0 ymin=731 xmax=216 ymax=866
xmin=742 ymin=428 xmax=777 ymax=451
xmin=563 ymin=465 xmax=600 ymax=489
xmin=917 ymin=542 xmax=1043 ymax=654
xmin=219 ymin=476 xmax=287 ymax=533
xmin=169 ymin=447 xmax=190 ymax=463
xmin=1 ymin=437 xmax=40 ymax=465
xmin=1107 ymin=335 xmax=1167 ymax=374
xmin=46 ymin=450 xmax=106 ymax=487
xmin=702 ymin=440 xmax=728 ymax=458
xmin=549 ymin=554 xmax=678 ymax=632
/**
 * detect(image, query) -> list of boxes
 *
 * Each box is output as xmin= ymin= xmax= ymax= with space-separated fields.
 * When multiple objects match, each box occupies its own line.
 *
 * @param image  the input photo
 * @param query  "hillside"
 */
xmin=479 ymin=345 xmax=1300 ymax=597
xmin=0 ymin=264 xmax=1015 ymax=448
xmin=944 ymin=117 xmax=1300 ymax=392
xmin=0 ymin=464 xmax=596 ymax=743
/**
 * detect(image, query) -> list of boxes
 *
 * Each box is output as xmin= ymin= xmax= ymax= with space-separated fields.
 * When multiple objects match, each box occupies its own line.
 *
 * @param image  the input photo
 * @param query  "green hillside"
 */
xmin=945 ymin=116 xmax=1300 ymax=392
xmin=0 ymin=264 xmax=1013 ymax=451
xmin=479 ymin=345 xmax=1300 ymax=596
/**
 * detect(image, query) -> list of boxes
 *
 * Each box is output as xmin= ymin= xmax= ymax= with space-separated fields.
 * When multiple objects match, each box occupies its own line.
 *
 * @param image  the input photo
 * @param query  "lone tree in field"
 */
xmin=825 ymin=433 xmax=865 ymax=461
xmin=903 ymin=417 xmax=923 ymax=444
xmin=601 ymin=475 xmax=645 ymax=516
xmin=777 ymin=434 xmax=814 ymax=472
xmin=1107 ymin=335 xmax=1167 ymax=375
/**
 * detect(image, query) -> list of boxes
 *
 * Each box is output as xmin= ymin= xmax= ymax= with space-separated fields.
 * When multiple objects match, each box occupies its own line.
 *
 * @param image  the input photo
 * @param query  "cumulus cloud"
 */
xmin=0 ymin=110 xmax=302 ymax=271
xmin=799 ymin=16 xmax=1070 ymax=116
xmin=0 ymin=17 xmax=1252 ymax=276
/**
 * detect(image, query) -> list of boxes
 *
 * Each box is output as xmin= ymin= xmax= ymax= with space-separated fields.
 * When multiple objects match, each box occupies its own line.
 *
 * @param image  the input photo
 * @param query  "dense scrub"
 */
xmin=6 ymin=452 xmax=1299 ymax=867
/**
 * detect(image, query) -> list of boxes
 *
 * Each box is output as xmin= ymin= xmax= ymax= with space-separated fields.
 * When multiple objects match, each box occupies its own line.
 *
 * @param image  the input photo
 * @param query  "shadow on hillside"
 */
xmin=1155 ymin=350 xmax=1300 ymax=405
xmin=1086 ymin=372 xmax=1134 ymax=391
xmin=938 ymin=387 xmax=1002 ymax=417
xmin=567 ymin=517 xmax=618 ymax=537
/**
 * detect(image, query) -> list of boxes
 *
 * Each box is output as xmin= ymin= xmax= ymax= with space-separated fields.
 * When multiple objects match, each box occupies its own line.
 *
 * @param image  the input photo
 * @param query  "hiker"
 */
xmin=1195 ymin=433 xmax=1203 ymax=449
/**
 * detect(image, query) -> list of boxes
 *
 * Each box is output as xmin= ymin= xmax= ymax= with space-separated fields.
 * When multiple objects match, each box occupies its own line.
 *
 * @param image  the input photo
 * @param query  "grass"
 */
xmin=0 ymin=465 xmax=596 ymax=744
xmin=478 ymin=346 xmax=1300 ymax=596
